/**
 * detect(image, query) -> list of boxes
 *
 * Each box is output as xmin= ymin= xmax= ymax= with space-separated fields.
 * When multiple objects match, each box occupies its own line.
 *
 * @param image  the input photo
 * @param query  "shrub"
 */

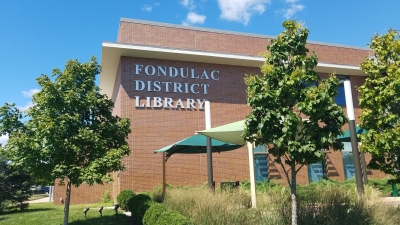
xmin=151 ymin=185 xmax=164 ymax=203
xmin=0 ymin=200 xmax=10 ymax=214
xmin=156 ymin=210 xmax=194 ymax=225
xmin=164 ymin=187 xmax=264 ymax=225
xmin=117 ymin=189 xmax=135 ymax=211
xmin=142 ymin=203 xmax=168 ymax=225
xmin=295 ymin=183 xmax=372 ymax=225
xmin=101 ymin=189 xmax=112 ymax=203
xmin=127 ymin=193 xmax=153 ymax=222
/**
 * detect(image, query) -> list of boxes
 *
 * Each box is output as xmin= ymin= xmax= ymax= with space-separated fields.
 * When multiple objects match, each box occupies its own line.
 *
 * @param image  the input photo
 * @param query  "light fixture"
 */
xmin=83 ymin=207 xmax=89 ymax=218
xmin=113 ymin=204 xmax=120 ymax=215
xmin=98 ymin=206 xmax=104 ymax=217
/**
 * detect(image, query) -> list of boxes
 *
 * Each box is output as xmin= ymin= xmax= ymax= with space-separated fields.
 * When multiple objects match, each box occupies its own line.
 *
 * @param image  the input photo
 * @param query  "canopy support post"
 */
xmin=162 ymin=152 xmax=166 ymax=199
xmin=205 ymin=101 xmax=214 ymax=191
xmin=247 ymin=141 xmax=257 ymax=208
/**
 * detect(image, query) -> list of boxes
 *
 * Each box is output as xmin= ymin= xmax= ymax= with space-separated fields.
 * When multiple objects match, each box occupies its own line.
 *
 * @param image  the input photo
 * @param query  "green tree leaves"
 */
xmin=243 ymin=20 xmax=347 ymax=224
xmin=0 ymin=149 xmax=34 ymax=213
xmin=244 ymin=21 xmax=346 ymax=163
xmin=359 ymin=29 xmax=400 ymax=183
xmin=0 ymin=56 xmax=131 ymax=224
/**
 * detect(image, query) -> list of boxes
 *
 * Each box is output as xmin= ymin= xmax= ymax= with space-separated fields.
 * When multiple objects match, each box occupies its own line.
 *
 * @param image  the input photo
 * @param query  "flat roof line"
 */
xmin=120 ymin=18 xmax=371 ymax=51
xmin=103 ymin=41 xmax=264 ymax=60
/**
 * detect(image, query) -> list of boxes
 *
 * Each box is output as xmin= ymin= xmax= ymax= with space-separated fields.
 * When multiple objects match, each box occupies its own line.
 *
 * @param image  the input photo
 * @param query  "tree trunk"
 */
xmin=63 ymin=179 xmax=71 ymax=225
xmin=291 ymin=166 xmax=297 ymax=225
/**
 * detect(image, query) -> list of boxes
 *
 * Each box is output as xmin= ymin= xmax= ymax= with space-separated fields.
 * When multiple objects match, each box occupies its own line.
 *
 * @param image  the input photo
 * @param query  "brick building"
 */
xmin=54 ymin=18 xmax=385 ymax=205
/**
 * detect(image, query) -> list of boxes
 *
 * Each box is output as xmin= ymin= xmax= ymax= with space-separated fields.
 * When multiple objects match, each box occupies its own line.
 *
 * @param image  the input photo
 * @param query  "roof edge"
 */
xmin=120 ymin=18 xmax=371 ymax=51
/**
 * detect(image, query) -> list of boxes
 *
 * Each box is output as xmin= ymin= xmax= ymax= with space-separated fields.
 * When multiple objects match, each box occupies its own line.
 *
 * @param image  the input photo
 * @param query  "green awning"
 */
xmin=197 ymin=120 xmax=246 ymax=145
xmin=337 ymin=126 xmax=366 ymax=142
xmin=155 ymin=134 xmax=242 ymax=161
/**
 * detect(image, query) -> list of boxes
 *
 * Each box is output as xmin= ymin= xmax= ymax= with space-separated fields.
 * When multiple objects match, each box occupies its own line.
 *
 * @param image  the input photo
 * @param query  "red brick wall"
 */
xmin=60 ymin=19 xmax=385 ymax=204
xmin=54 ymin=181 xmax=111 ymax=205
xmin=118 ymin=19 xmax=372 ymax=66
xmin=114 ymin=55 xmax=385 ymax=193
xmin=118 ymin=56 xmax=255 ymax=192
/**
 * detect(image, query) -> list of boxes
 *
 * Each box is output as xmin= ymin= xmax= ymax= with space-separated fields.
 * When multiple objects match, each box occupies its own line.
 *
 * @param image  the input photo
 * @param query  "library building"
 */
xmin=54 ymin=18 xmax=385 ymax=204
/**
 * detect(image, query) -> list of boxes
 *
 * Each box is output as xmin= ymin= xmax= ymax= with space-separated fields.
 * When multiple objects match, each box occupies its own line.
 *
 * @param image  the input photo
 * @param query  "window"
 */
xmin=342 ymin=142 xmax=355 ymax=179
xmin=254 ymin=145 xmax=268 ymax=181
xmin=308 ymin=161 xmax=325 ymax=182
xmin=334 ymin=75 xmax=349 ymax=106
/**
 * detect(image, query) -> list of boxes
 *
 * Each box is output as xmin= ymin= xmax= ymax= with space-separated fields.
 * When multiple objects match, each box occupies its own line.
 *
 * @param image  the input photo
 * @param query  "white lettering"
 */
xmin=201 ymin=84 xmax=209 ymax=94
xmin=200 ymin=70 xmax=209 ymax=80
xmin=184 ymin=83 xmax=189 ymax=93
xmin=153 ymin=81 xmax=161 ymax=92
xmin=135 ymin=80 xmax=145 ymax=91
xmin=132 ymin=64 xmax=218 ymax=97
xmin=157 ymin=66 xmax=167 ymax=76
xmin=190 ymin=84 xmax=199 ymax=94
xmin=176 ymin=99 xmax=185 ymax=108
xmin=164 ymin=98 xmax=174 ymax=108
xmin=145 ymin=65 xmax=156 ymax=76
xmin=135 ymin=64 xmax=143 ymax=75
xmin=169 ymin=67 xmax=178 ymax=77
xmin=173 ymin=82 xmax=183 ymax=93
xmin=135 ymin=96 xmax=145 ymax=107
xmin=197 ymin=99 xmax=206 ymax=109
xmin=186 ymin=99 xmax=195 ymax=109
xmin=191 ymin=68 xmax=198 ymax=79
xmin=146 ymin=97 xmax=151 ymax=108
xmin=162 ymin=82 xmax=172 ymax=92
xmin=180 ymin=68 xmax=189 ymax=78
xmin=211 ymin=70 xmax=219 ymax=80
xmin=153 ymin=97 xmax=163 ymax=107
xmin=135 ymin=96 xmax=207 ymax=109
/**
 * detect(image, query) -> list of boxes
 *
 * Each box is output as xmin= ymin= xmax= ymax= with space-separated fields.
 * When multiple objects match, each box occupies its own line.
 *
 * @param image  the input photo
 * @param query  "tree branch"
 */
xmin=295 ymin=164 xmax=305 ymax=173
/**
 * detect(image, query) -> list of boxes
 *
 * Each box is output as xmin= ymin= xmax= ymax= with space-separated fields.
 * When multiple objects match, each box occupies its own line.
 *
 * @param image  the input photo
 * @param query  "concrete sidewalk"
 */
xmin=28 ymin=197 xmax=52 ymax=203
xmin=380 ymin=197 xmax=400 ymax=206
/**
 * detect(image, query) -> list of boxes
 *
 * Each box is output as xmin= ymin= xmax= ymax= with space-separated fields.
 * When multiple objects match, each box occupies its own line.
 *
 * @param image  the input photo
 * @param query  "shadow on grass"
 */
xmin=68 ymin=214 xmax=133 ymax=225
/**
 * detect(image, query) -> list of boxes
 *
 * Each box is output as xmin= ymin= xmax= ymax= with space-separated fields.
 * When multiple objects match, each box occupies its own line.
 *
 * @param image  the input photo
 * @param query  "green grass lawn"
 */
xmin=0 ymin=202 xmax=131 ymax=225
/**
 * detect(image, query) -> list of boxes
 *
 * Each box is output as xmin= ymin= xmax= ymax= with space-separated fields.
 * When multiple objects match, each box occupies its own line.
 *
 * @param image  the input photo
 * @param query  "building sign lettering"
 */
xmin=133 ymin=64 xmax=218 ymax=109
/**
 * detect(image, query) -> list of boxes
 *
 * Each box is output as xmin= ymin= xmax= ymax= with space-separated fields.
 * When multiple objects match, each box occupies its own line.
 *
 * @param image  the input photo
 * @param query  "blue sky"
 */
xmin=0 ymin=0 xmax=399 ymax=144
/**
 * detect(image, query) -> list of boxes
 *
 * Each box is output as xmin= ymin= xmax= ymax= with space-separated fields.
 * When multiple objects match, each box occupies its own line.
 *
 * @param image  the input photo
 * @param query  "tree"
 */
xmin=0 ymin=57 xmax=131 ymax=224
xmin=358 ymin=29 xmax=400 ymax=186
xmin=243 ymin=21 xmax=347 ymax=225
xmin=0 ymin=147 xmax=33 ymax=213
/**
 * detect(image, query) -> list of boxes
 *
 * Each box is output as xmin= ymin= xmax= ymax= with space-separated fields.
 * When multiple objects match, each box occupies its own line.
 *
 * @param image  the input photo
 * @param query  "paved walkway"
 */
xmin=28 ymin=197 xmax=52 ymax=203
xmin=380 ymin=197 xmax=400 ymax=206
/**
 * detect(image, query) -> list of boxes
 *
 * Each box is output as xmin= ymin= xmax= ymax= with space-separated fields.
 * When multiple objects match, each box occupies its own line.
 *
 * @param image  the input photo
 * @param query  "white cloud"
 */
xmin=180 ymin=0 xmax=196 ymax=10
xmin=218 ymin=0 xmax=271 ymax=25
xmin=141 ymin=2 xmax=161 ymax=12
xmin=282 ymin=0 xmax=304 ymax=19
xmin=17 ymin=101 xmax=34 ymax=111
xmin=22 ymin=89 xmax=40 ymax=98
xmin=0 ymin=135 xmax=8 ymax=146
xmin=283 ymin=4 xmax=304 ymax=19
xmin=142 ymin=5 xmax=153 ymax=12
xmin=183 ymin=12 xmax=206 ymax=25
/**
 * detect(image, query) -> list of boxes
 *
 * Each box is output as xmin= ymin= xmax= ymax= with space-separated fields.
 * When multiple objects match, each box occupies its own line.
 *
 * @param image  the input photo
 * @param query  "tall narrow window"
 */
xmin=254 ymin=145 xmax=268 ymax=181
xmin=308 ymin=161 xmax=325 ymax=182
xmin=342 ymin=142 xmax=355 ymax=179
xmin=335 ymin=75 xmax=349 ymax=106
